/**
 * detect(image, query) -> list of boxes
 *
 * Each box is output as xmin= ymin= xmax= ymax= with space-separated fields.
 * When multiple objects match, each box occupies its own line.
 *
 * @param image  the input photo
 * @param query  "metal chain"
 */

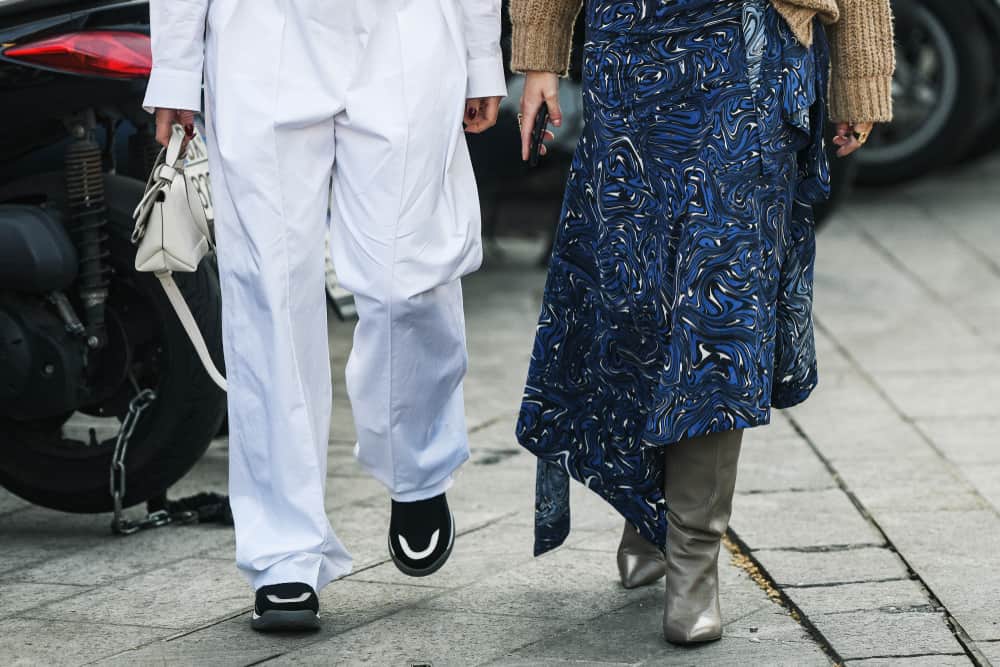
xmin=109 ymin=388 xmax=156 ymax=535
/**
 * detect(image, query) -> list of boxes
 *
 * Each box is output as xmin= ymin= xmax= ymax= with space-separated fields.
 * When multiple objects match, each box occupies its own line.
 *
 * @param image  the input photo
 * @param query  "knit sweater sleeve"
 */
xmin=509 ymin=0 xmax=584 ymax=75
xmin=825 ymin=0 xmax=895 ymax=123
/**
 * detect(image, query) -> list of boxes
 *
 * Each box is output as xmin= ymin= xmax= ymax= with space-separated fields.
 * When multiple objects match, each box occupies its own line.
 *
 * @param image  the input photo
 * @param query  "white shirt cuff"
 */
xmin=142 ymin=66 xmax=204 ymax=114
xmin=466 ymin=56 xmax=507 ymax=99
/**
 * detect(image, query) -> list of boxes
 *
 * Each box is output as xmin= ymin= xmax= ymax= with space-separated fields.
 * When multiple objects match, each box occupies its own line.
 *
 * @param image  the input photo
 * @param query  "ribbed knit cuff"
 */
xmin=510 ymin=20 xmax=576 ymax=75
xmin=828 ymin=74 xmax=893 ymax=123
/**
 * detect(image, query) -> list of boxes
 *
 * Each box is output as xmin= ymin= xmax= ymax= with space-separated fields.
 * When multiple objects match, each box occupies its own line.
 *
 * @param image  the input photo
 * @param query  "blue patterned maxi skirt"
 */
xmin=516 ymin=0 xmax=832 ymax=555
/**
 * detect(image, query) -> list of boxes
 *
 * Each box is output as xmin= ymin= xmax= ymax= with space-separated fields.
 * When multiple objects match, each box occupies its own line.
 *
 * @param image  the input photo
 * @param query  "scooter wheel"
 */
xmin=0 ymin=176 xmax=226 ymax=513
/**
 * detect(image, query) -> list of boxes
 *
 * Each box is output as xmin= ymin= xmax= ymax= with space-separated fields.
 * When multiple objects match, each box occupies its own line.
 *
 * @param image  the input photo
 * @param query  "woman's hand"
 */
xmin=520 ymin=71 xmax=560 ymax=161
xmin=154 ymin=108 xmax=196 ymax=151
xmin=832 ymin=121 xmax=875 ymax=157
xmin=465 ymin=97 xmax=503 ymax=134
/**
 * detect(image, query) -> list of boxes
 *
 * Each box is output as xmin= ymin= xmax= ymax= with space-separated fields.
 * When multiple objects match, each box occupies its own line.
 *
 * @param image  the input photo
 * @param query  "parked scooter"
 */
xmin=0 ymin=0 xmax=225 ymax=527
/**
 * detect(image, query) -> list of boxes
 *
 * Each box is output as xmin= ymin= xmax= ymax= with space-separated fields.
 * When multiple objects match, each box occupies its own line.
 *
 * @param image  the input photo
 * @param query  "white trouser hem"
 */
xmin=248 ymin=550 xmax=353 ymax=593
xmin=390 ymin=474 xmax=454 ymax=503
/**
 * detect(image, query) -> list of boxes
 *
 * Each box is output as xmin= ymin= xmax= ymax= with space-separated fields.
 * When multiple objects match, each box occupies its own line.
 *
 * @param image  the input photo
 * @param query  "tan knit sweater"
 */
xmin=510 ymin=0 xmax=894 ymax=123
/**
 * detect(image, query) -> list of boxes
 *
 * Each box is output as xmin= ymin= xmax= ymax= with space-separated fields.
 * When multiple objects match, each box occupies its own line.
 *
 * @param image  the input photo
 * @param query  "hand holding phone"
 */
xmin=529 ymin=102 xmax=550 ymax=167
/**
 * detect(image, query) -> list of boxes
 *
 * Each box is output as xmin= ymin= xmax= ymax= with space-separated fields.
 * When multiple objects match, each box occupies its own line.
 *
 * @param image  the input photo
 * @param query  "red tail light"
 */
xmin=4 ymin=30 xmax=152 ymax=79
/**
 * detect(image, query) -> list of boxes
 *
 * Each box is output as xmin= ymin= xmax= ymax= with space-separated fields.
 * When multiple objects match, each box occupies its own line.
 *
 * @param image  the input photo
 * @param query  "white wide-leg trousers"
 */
xmin=201 ymin=0 xmax=481 ymax=592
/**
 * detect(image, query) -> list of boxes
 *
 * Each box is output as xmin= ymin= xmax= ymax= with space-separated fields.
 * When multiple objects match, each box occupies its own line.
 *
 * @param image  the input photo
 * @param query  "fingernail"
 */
xmin=553 ymin=119 xmax=561 ymax=127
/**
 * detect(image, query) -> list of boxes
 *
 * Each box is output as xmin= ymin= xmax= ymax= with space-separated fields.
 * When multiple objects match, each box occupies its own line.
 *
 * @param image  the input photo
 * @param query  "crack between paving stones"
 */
xmin=18 ymin=614 xmax=178 ymax=631
xmin=345 ymin=577 xmax=447 ymax=590
xmin=814 ymin=604 xmax=940 ymax=616
xmin=752 ymin=543 xmax=886 ymax=553
xmin=726 ymin=529 xmax=846 ymax=665
xmin=737 ymin=486 xmax=839 ymax=495
xmin=242 ymin=655 xmax=285 ymax=667
xmin=785 ymin=404 xmax=993 ymax=667
xmin=468 ymin=413 xmax=509 ymax=435
xmin=846 ymin=651 xmax=969 ymax=661
xmin=780 ymin=577 xmax=912 ymax=589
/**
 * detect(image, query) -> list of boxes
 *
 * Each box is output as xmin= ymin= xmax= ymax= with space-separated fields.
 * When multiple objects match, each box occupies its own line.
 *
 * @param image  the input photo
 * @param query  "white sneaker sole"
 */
xmin=250 ymin=609 xmax=320 ymax=632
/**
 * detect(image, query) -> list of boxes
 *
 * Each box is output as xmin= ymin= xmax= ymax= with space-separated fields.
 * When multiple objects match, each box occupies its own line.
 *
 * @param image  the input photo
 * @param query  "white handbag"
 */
xmin=131 ymin=126 xmax=227 ymax=391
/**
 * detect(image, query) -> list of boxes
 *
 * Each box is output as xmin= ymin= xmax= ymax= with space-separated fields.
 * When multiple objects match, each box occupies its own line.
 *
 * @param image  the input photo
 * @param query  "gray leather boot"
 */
xmin=662 ymin=429 xmax=743 ymax=644
xmin=617 ymin=521 xmax=666 ymax=589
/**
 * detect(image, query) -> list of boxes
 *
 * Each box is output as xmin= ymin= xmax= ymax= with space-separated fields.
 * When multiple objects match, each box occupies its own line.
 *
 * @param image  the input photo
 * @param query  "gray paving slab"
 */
xmin=0 ymin=508 xmax=125 ymax=579
xmin=874 ymin=371 xmax=1000 ymax=420
xmin=5 ymin=521 xmax=234 ymax=586
xmin=810 ymin=610 xmax=966 ymax=661
xmin=788 ymin=579 xmax=932 ymax=616
xmin=787 ymin=406 xmax=925 ymax=464
xmin=495 ymin=660 xmax=635 ymax=666
xmin=97 ymin=579 xmax=447 ymax=666
xmin=915 ymin=417 xmax=1000 ymax=465
xmin=267 ymin=608 xmax=570 ymax=666
xmin=847 ymin=655 xmax=972 ymax=666
xmin=957 ymin=463 xmax=1000 ymax=513
xmin=499 ymin=595 xmax=829 ymax=667
xmin=875 ymin=510 xmax=1000 ymax=642
xmin=730 ymin=489 xmax=883 ymax=550
xmin=0 ymin=489 xmax=30 ymax=517
xmin=0 ymin=617 xmax=170 ymax=666
xmin=0 ymin=582 xmax=90 ymax=620
xmin=417 ymin=540 xmax=649 ymax=620
xmin=980 ymin=641 xmax=1000 ymax=665
xmin=753 ymin=547 xmax=909 ymax=587
xmin=736 ymin=436 xmax=837 ymax=494
xmin=809 ymin=222 xmax=999 ymax=373
xmin=27 ymin=557 xmax=247 ymax=629
xmin=323 ymin=470 xmax=388 ymax=510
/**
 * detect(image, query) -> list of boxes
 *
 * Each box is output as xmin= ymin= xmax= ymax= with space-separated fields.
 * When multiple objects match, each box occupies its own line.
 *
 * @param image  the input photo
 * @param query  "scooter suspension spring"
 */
xmin=65 ymin=135 xmax=111 ymax=349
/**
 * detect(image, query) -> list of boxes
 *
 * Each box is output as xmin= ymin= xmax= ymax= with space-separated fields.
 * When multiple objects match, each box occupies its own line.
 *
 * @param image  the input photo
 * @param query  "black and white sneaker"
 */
xmin=388 ymin=493 xmax=455 ymax=577
xmin=250 ymin=582 xmax=320 ymax=632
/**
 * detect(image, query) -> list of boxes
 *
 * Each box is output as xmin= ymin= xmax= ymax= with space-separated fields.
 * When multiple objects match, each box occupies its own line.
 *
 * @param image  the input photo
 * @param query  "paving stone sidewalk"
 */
xmin=1 ymin=154 xmax=998 ymax=666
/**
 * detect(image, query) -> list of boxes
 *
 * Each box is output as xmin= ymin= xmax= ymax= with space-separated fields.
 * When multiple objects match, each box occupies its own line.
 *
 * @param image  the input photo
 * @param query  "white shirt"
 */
xmin=143 ymin=0 xmax=507 ymax=113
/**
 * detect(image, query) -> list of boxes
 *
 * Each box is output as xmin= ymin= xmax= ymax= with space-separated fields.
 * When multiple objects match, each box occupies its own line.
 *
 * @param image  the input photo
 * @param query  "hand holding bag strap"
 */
xmin=131 ymin=129 xmax=205 ymax=243
xmin=156 ymin=271 xmax=228 ymax=392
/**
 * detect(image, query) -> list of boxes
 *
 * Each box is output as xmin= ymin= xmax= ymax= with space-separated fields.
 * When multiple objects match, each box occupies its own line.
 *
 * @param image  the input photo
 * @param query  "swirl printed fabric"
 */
xmin=517 ymin=0 xmax=831 ymax=555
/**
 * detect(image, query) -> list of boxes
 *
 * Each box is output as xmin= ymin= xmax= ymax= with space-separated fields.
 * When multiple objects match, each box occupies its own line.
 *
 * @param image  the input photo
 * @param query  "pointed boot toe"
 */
xmin=663 ymin=615 xmax=723 ymax=645
xmin=663 ymin=565 xmax=723 ymax=644
xmin=616 ymin=521 xmax=666 ymax=589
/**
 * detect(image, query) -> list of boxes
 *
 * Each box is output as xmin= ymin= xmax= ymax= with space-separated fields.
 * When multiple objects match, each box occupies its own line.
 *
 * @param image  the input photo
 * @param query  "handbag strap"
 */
xmin=130 ymin=129 xmax=192 ymax=244
xmin=155 ymin=271 xmax=228 ymax=392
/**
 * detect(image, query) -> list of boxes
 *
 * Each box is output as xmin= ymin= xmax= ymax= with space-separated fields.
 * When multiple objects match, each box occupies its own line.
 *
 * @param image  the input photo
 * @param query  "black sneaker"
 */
xmin=251 ymin=582 xmax=320 ymax=632
xmin=388 ymin=493 xmax=455 ymax=577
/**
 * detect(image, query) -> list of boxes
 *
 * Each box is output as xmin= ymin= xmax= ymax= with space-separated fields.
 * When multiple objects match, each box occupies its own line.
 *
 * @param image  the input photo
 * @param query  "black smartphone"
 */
xmin=528 ymin=102 xmax=550 ymax=167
